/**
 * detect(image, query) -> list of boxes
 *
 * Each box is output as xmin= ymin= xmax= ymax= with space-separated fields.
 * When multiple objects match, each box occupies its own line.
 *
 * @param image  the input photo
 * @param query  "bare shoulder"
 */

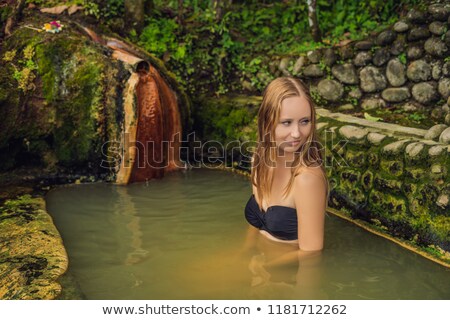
xmin=294 ymin=166 xmax=326 ymax=189
xmin=293 ymin=166 xmax=327 ymax=218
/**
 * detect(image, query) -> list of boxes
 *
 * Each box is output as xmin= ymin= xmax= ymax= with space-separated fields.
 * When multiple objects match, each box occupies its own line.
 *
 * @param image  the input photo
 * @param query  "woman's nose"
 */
xmin=291 ymin=125 xmax=301 ymax=138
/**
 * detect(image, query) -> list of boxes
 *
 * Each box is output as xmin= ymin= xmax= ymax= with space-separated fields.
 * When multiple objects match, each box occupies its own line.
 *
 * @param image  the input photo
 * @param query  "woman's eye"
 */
xmin=281 ymin=121 xmax=291 ymax=126
xmin=301 ymin=119 xmax=310 ymax=125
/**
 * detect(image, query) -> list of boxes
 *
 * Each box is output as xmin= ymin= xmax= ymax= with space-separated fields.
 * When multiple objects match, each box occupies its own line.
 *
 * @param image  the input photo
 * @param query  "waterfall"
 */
xmin=82 ymin=27 xmax=183 ymax=184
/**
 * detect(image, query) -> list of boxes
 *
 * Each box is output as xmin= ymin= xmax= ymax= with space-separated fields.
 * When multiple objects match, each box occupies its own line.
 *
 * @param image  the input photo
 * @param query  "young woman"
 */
xmin=244 ymin=77 xmax=328 ymax=271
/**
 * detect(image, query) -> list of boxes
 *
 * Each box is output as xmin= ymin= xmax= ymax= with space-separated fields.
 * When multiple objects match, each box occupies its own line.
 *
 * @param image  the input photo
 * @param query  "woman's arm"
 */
xmin=242 ymin=225 xmax=260 ymax=253
xmin=264 ymin=249 xmax=321 ymax=268
xmin=295 ymin=168 xmax=327 ymax=252
xmin=264 ymin=168 xmax=327 ymax=268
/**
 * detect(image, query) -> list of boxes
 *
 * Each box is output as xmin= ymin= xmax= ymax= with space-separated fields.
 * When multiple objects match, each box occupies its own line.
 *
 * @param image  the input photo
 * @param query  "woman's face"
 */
xmin=274 ymin=96 xmax=312 ymax=155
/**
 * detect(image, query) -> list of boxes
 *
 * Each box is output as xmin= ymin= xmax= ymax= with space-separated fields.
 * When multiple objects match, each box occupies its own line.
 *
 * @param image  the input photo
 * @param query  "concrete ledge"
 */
xmin=0 ymin=195 xmax=68 ymax=299
xmin=317 ymin=108 xmax=428 ymax=138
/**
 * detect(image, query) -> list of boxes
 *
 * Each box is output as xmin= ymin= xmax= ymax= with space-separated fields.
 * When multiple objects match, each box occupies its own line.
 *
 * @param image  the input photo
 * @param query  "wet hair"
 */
xmin=251 ymin=77 xmax=327 ymax=208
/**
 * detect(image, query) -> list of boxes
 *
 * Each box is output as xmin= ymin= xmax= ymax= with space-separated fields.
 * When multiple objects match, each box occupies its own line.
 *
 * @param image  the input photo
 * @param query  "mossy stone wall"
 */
xmin=274 ymin=4 xmax=450 ymax=130
xmin=316 ymin=111 xmax=449 ymax=262
xmin=0 ymin=22 xmax=126 ymax=173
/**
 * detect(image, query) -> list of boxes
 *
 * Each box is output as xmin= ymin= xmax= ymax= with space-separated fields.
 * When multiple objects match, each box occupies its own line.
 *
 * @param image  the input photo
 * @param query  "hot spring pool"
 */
xmin=46 ymin=169 xmax=450 ymax=299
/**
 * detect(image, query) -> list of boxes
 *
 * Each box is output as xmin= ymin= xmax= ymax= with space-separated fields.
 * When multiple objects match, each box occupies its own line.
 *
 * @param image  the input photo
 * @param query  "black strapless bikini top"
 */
xmin=244 ymin=195 xmax=298 ymax=240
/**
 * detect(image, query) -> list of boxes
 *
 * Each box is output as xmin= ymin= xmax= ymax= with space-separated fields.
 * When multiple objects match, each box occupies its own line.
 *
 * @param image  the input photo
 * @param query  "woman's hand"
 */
xmin=248 ymin=253 xmax=271 ymax=286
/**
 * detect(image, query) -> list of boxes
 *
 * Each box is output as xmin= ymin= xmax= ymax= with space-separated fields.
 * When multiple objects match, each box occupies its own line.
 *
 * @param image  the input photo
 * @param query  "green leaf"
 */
xmin=364 ymin=112 xmax=383 ymax=122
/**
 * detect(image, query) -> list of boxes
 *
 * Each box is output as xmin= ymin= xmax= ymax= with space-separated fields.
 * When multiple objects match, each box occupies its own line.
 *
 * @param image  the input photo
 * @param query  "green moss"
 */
xmin=340 ymin=169 xmax=361 ymax=184
xmin=446 ymin=163 xmax=450 ymax=185
xmin=422 ymin=246 xmax=447 ymax=260
xmin=361 ymin=170 xmax=373 ymax=191
xmin=404 ymin=168 xmax=426 ymax=180
xmin=0 ymin=64 xmax=21 ymax=148
xmin=0 ymin=23 xmax=127 ymax=171
xmin=410 ymin=215 xmax=450 ymax=253
xmin=35 ymin=45 xmax=58 ymax=103
xmin=366 ymin=151 xmax=380 ymax=167
xmin=380 ymin=160 xmax=404 ymax=177
xmin=35 ymin=37 xmax=79 ymax=103
xmin=369 ymin=189 xmax=407 ymax=218
xmin=0 ymin=194 xmax=40 ymax=225
xmin=408 ymin=197 xmax=428 ymax=218
xmin=373 ymin=174 xmax=402 ymax=194
xmin=0 ymin=65 xmax=20 ymax=148
xmin=407 ymin=183 xmax=440 ymax=218
xmin=194 ymin=95 xmax=259 ymax=144
xmin=2 ymin=194 xmax=34 ymax=209
xmin=345 ymin=149 xmax=366 ymax=168
xmin=402 ymin=182 xmax=417 ymax=197
xmin=0 ymin=6 xmax=12 ymax=24
xmin=33 ymin=36 xmax=109 ymax=166
xmin=429 ymin=216 xmax=450 ymax=247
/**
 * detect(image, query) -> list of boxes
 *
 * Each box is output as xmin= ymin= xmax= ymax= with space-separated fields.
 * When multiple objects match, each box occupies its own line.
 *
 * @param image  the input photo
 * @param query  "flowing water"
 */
xmin=46 ymin=169 xmax=450 ymax=299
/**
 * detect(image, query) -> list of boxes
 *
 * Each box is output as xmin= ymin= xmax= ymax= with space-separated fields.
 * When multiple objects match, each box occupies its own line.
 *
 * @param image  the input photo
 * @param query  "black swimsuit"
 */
xmin=244 ymin=195 xmax=298 ymax=240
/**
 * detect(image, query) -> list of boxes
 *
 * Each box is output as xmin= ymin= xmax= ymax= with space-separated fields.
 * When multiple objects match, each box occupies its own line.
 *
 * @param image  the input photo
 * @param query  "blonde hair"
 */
xmin=251 ymin=77 xmax=327 ymax=208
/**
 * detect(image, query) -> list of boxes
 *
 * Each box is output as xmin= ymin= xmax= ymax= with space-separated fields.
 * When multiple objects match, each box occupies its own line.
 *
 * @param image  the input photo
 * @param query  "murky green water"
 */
xmin=46 ymin=169 xmax=450 ymax=299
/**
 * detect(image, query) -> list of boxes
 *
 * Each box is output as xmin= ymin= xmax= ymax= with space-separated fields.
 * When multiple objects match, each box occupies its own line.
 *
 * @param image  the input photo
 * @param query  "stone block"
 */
xmin=393 ymin=21 xmax=409 ymax=33
xmin=405 ymin=142 xmax=426 ymax=160
xmin=438 ymin=78 xmax=450 ymax=99
xmin=360 ymin=66 xmax=387 ymax=92
xmin=367 ymin=132 xmax=386 ymax=145
xmin=436 ymin=193 xmax=449 ymax=209
xmin=412 ymin=82 xmax=439 ymax=104
xmin=307 ymin=50 xmax=321 ymax=63
xmin=339 ymin=125 xmax=368 ymax=142
xmin=425 ymin=124 xmax=448 ymax=140
xmin=408 ymin=27 xmax=430 ymax=41
xmin=331 ymin=63 xmax=358 ymax=84
xmin=429 ymin=21 xmax=447 ymax=35
xmin=303 ymin=64 xmax=324 ymax=77
xmin=382 ymin=87 xmax=411 ymax=102
xmin=373 ymin=47 xmax=391 ymax=66
xmin=377 ymin=29 xmax=397 ymax=46
xmin=386 ymin=58 xmax=407 ymax=87
xmin=406 ymin=9 xmax=427 ymax=24
xmin=407 ymin=60 xmax=431 ymax=82
xmin=292 ymin=56 xmax=307 ymax=75
xmin=439 ymin=127 xmax=450 ymax=143
xmin=406 ymin=46 xmax=424 ymax=60
xmin=428 ymin=4 xmax=450 ymax=21
xmin=382 ymin=139 xmax=410 ymax=155
xmin=317 ymin=79 xmax=344 ymax=101
xmin=354 ymin=51 xmax=372 ymax=67
xmin=424 ymin=37 xmax=449 ymax=58
xmin=361 ymin=98 xmax=386 ymax=110
xmin=428 ymin=145 xmax=445 ymax=156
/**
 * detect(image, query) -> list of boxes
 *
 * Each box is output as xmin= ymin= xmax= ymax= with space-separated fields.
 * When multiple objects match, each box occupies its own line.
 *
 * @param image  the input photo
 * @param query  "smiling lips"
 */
xmin=286 ymin=140 xmax=301 ymax=147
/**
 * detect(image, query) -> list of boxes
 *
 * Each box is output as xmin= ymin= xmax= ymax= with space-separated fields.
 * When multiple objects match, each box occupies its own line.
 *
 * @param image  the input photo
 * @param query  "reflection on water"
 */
xmin=46 ymin=169 xmax=450 ymax=299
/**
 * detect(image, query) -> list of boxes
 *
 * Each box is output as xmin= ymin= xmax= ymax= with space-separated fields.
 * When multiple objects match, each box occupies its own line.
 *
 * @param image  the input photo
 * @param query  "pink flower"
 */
xmin=50 ymin=21 xmax=61 ymax=28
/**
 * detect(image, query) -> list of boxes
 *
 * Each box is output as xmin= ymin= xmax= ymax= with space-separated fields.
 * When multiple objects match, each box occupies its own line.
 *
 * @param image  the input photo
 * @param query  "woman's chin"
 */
xmin=279 ymin=146 xmax=301 ymax=154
